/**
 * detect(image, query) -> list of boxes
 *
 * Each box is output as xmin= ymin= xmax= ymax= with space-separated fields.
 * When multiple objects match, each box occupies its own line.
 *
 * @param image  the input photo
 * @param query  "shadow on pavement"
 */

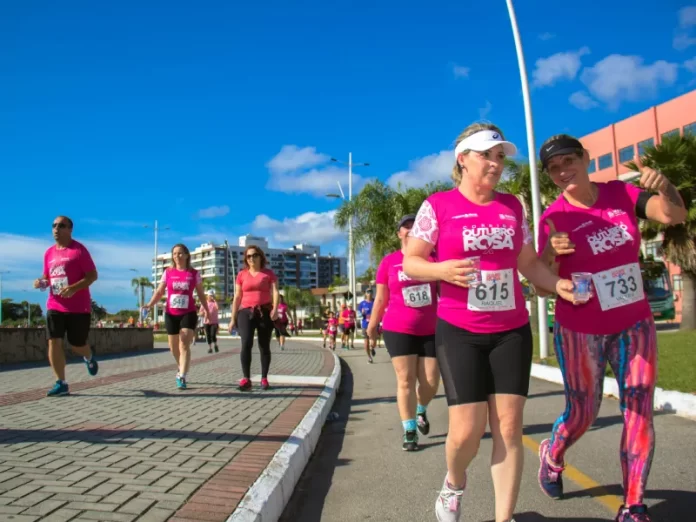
xmin=350 ymin=393 xmax=446 ymax=407
xmin=279 ymin=358 xmax=354 ymax=522
xmin=527 ymin=390 xmax=565 ymax=399
xmin=564 ymin=484 xmax=696 ymax=521
xmin=487 ymin=513 xmax=611 ymax=521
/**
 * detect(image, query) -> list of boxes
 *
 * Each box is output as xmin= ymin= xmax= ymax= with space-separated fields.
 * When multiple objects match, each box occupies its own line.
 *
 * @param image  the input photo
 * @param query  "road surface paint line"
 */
xmin=522 ymin=435 xmax=624 ymax=514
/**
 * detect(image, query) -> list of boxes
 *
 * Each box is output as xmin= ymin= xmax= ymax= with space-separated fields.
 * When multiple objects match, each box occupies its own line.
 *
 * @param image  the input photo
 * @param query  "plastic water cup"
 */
xmin=469 ymin=256 xmax=482 ymax=285
xmin=39 ymin=279 xmax=49 ymax=291
xmin=571 ymin=272 xmax=592 ymax=302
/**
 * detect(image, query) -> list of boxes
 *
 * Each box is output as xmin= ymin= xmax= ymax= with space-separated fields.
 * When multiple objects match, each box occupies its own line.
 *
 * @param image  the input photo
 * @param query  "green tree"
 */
xmin=359 ymin=266 xmax=376 ymax=284
xmin=282 ymin=287 xmax=318 ymax=325
xmin=626 ymin=133 xmax=696 ymax=330
xmin=334 ymin=179 xmax=451 ymax=266
xmin=131 ymin=277 xmax=154 ymax=309
xmin=91 ymin=300 xmax=108 ymax=320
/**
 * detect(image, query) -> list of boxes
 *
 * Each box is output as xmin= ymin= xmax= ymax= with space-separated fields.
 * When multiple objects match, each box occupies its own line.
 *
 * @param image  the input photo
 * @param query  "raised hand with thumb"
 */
xmin=546 ymin=218 xmax=575 ymax=256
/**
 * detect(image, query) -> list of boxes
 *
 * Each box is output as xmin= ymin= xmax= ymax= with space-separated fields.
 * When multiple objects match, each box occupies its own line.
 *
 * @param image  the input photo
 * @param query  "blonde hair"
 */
xmin=452 ymin=122 xmax=505 ymax=185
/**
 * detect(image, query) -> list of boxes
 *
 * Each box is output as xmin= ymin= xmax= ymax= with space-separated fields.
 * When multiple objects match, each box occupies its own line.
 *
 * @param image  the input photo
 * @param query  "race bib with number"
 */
xmin=50 ymin=277 xmax=69 ymax=296
xmin=402 ymin=283 xmax=432 ymax=308
xmin=591 ymin=262 xmax=644 ymax=311
xmin=467 ymin=269 xmax=515 ymax=312
xmin=170 ymin=294 xmax=190 ymax=309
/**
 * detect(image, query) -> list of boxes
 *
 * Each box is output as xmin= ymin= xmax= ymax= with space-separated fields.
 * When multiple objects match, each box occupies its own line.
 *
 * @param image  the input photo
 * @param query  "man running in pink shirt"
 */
xmin=35 ymin=216 xmax=99 ymax=396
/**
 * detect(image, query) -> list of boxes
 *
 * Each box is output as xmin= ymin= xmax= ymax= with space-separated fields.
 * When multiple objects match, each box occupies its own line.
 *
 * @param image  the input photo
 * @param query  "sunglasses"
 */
xmin=246 ymin=253 xmax=260 ymax=259
xmin=52 ymin=223 xmax=68 ymax=229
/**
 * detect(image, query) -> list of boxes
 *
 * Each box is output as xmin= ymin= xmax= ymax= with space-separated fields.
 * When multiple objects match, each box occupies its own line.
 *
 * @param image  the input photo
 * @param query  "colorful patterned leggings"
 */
xmin=549 ymin=317 xmax=657 ymax=507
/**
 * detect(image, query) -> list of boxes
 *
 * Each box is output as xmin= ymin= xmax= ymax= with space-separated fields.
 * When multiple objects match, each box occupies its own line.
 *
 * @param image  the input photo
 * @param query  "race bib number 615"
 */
xmin=467 ymin=269 xmax=515 ymax=312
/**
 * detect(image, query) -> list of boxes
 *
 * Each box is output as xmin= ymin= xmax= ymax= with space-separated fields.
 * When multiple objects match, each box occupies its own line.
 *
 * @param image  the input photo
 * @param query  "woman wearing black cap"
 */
xmin=366 ymin=214 xmax=440 ymax=452
xmin=535 ymin=134 xmax=686 ymax=522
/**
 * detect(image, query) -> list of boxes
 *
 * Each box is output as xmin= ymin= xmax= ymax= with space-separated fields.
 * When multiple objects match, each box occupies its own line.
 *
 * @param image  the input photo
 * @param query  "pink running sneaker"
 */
xmin=261 ymin=378 xmax=270 ymax=390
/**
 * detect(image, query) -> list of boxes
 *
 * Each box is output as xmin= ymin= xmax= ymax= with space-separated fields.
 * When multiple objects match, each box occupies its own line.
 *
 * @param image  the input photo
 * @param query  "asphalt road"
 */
xmin=281 ymin=345 xmax=696 ymax=522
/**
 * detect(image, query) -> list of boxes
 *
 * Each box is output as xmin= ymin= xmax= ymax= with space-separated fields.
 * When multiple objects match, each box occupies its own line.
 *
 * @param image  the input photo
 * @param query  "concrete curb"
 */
xmin=531 ymin=363 xmax=696 ymax=420
xmin=227 ymin=352 xmax=342 ymax=522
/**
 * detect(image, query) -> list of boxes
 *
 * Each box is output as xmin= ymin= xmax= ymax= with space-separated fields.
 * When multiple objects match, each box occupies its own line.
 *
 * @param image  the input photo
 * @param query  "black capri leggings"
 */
xmin=204 ymin=324 xmax=218 ymax=344
xmin=436 ymin=318 xmax=533 ymax=406
xmin=237 ymin=306 xmax=274 ymax=379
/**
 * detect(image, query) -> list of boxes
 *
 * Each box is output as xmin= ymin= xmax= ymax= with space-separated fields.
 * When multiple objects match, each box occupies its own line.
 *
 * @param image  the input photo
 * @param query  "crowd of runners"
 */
xmin=33 ymin=120 xmax=686 ymax=522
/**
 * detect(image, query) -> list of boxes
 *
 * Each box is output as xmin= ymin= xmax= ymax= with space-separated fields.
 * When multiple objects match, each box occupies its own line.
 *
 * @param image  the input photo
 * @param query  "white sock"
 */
xmin=83 ymin=355 xmax=92 ymax=362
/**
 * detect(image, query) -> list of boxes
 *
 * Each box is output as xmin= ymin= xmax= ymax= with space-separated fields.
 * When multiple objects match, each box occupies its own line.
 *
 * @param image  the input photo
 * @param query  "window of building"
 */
xmin=661 ymin=129 xmax=679 ymax=141
xmin=645 ymin=241 xmax=662 ymax=259
xmin=598 ymin=153 xmax=613 ymax=170
xmin=637 ymin=138 xmax=654 ymax=156
xmin=618 ymin=145 xmax=634 ymax=164
xmin=587 ymin=158 xmax=597 ymax=174
xmin=673 ymin=274 xmax=683 ymax=292
xmin=683 ymin=122 xmax=696 ymax=136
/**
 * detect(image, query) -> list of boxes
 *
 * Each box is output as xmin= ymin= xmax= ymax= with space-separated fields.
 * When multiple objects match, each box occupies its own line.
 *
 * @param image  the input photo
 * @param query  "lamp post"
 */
xmin=330 ymin=154 xmax=370 ymax=306
xmin=144 ymin=221 xmax=170 ymax=325
xmin=505 ymin=0 xmax=550 ymax=358
xmin=0 ymin=270 xmax=9 ymax=326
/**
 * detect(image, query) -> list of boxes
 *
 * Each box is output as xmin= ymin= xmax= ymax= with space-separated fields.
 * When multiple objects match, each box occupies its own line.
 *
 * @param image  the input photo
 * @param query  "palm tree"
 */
xmin=282 ymin=287 xmax=318 ymax=325
xmin=131 ymin=277 xmax=154 ymax=310
xmin=626 ymin=133 xmax=696 ymax=330
xmin=334 ymin=180 xmax=451 ymax=266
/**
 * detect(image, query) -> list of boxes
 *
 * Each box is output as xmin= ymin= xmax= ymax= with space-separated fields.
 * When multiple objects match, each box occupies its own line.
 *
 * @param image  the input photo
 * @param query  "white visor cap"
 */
xmin=454 ymin=130 xmax=517 ymax=158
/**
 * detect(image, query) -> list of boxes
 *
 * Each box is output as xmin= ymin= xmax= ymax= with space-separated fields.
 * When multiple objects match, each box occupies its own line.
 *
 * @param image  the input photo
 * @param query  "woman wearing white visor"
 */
xmin=405 ymin=123 xmax=581 ymax=522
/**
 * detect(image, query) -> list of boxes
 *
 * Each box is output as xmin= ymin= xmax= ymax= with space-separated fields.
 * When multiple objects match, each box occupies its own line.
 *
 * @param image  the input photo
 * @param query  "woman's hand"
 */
xmin=545 ymin=219 xmax=575 ymax=257
xmin=438 ymin=259 xmax=477 ymax=288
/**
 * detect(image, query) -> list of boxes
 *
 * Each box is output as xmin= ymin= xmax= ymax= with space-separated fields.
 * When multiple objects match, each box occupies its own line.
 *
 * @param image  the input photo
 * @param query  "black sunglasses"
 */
xmin=52 ymin=223 xmax=68 ymax=229
xmin=246 ymin=253 xmax=260 ymax=259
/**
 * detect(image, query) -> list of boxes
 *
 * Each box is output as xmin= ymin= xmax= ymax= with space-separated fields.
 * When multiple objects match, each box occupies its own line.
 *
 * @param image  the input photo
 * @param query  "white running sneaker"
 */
xmin=435 ymin=474 xmax=465 ymax=522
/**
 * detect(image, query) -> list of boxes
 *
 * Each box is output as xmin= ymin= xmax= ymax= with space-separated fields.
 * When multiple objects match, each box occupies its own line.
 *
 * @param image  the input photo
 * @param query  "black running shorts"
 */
xmin=382 ymin=330 xmax=436 ymax=358
xmin=46 ymin=311 xmax=91 ymax=346
xmin=436 ymin=318 xmax=533 ymax=406
xmin=165 ymin=311 xmax=198 ymax=335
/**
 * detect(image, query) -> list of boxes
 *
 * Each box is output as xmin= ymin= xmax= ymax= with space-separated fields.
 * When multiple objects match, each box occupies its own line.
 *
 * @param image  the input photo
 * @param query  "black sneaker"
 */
xmin=207 ymin=348 xmax=213 ymax=354
xmin=214 ymin=345 xmax=219 ymax=353
xmin=402 ymin=430 xmax=419 ymax=451
xmin=371 ymin=348 xmax=376 ymax=357
xmin=417 ymin=411 xmax=430 ymax=435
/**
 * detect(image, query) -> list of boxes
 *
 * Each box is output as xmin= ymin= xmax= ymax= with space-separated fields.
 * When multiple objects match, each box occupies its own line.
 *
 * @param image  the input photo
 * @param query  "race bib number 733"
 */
xmin=591 ymin=262 xmax=645 ymax=311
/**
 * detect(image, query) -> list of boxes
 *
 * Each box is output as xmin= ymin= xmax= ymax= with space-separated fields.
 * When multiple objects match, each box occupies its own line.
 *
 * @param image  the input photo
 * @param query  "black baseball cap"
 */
xmin=398 ymin=214 xmax=416 ymax=230
xmin=539 ymin=136 xmax=584 ymax=170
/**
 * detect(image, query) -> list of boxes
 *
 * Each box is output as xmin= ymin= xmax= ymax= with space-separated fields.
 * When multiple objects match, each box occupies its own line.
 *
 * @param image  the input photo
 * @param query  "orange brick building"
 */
xmin=578 ymin=89 xmax=696 ymax=322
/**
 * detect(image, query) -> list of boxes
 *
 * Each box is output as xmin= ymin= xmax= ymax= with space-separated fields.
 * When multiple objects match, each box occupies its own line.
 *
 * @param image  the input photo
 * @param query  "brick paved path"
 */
xmin=0 ymin=339 xmax=333 ymax=522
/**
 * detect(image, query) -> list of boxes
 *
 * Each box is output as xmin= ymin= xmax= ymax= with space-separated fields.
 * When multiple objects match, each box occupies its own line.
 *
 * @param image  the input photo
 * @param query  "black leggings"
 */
xmin=237 ymin=306 xmax=274 ymax=379
xmin=204 ymin=324 xmax=218 ymax=344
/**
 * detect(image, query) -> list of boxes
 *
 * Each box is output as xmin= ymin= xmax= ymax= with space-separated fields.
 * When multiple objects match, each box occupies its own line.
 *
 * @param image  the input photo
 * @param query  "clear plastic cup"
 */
xmin=39 ymin=279 xmax=49 ymax=291
xmin=469 ymin=256 xmax=482 ymax=285
xmin=571 ymin=272 xmax=592 ymax=302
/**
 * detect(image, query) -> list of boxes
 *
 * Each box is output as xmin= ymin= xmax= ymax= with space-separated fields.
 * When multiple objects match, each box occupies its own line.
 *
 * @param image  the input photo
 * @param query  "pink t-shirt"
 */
xmin=43 ymin=240 xmax=96 ymax=314
xmin=201 ymin=300 xmax=219 ymax=324
xmin=161 ymin=268 xmax=202 ymax=316
xmin=327 ymin=317 xmax=338 ymax=334
xmin=410 ymin=188 xmax=532 ymax=334
xmin=341 ymin=309 xmax=356 ymax=327
xmin=277 ymin=302 xmax=289 ymax=323
xmin=538 ymin=180 xmax=651 ymax=335
xmin=376 ymin=250 xmax=437 ymax=336
xmin=237 ymin=268 xmax=277 ymax=309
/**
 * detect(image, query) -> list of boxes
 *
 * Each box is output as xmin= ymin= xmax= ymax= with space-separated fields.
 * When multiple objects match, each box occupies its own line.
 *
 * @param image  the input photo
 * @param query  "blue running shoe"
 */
xmin=47 ymin=381 xmax=69 ymax=397
xmin=176 ymin=375 xmax=187 ymax=390
xmin=538 ymin=438 xmax=564 ymax=500
xmin=615 ymin=504 xmax=652 ymax=522
xmin=85 ymin=357 xmax=98 ymax=376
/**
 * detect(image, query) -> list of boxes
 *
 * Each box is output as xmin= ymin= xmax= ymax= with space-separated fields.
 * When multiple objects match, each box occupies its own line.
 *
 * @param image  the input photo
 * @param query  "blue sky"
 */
xmin=2 ymin=0 xmax=695 ymax=312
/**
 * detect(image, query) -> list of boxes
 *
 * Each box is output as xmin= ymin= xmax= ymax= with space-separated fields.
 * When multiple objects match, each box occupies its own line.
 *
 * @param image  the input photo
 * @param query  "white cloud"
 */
xmin=678 ymin=6 xmax=696 ymax=28
xmin=386 ymin=150 xmax=453 ymax=189
xmin=580 ymin=55 xmax=678 ymax=110
xmin=197 ymin=205 xmax=230 ymax=219
xmin=673 ymin=7 xmax=696 ymax=50
xmin=569 ymin=91 xmax=599 ymax=110
xmin=265 ymin=145 xmax=364 ymax=197
xmin=479 ymin=100 xmax=493 ymax=119
xmin=684 ymin=56 xmax=696 ymax=72
xmin=538 ymin=32 xmax=556 ymax=41
xmin=452 ymin=64 xmax=471 ymax=78
xmin=266 ymin=145 xmax=329 ymax=174
xmin=251 ymin=210 xmax=342 ymax=244
xmin=531 ymin=47 xmax=590 ymax=88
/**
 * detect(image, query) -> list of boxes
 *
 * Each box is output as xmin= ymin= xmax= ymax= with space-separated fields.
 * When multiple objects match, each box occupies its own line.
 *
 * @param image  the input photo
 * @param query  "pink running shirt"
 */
xmin=237 ymin=269 xmax=277 ymax=309
xmin=328 ymin=317 xmax=338 ymax=334
xmin=201 ymin=300 xmax=219 ymax=324
xmin=376 ymin=250 xmax=437 ymax=336
xmin=43 ymin=240 xmax=97 ymax=314
xmin=277 ymin=302 xmax=289 ymax=323
xmin=341 ymin=309 xmax=356 ymax=327
xmin=410 ymin=188 xmax=532 ymax=334
xmin=538 ymin=180 xmax=651 ymax=335
xmin=162 ymin=268 xmax=202 ymax=316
